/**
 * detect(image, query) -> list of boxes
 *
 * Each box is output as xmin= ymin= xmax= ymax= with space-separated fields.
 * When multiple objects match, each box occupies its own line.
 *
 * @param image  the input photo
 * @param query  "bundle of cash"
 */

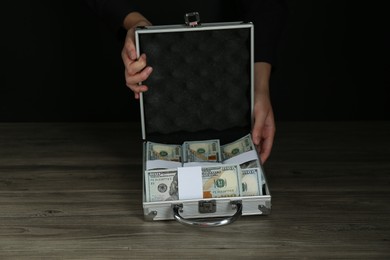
xmin=145 ymin=141 xmax=183 ymax=170
xmin=146 ymin=135 xmax=260 ymax=169
xmin=202 ymin=164 xmax=241 ymax=198
xmin=145 ymin=164 xmax=243 ymax=202
xmin=146 ymin=142 xmax=182 ymax=162
xmin=221 ymin=134 xmax=253 ymax=160
xmin=183 ymin=139 xmax=221 ymax=163
xmin=241 ymin=167 xmax=263 ymax=196
xmin=145 ymin=169 xmax=179 ymax=202
xmin=144 ymin=135 xmax=264 ymax=202
xmin=221 ymin=134 xmax=260 ymax=169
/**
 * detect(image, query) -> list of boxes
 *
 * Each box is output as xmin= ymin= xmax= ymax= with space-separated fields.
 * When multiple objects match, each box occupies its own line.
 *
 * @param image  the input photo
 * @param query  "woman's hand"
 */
xmin=121 ymin=12 xmax=152 ymax=99
xmin=252 ymin=91 xmax=275 ymax=164
xmin=252 ymin=62 xmax=276 ymax=164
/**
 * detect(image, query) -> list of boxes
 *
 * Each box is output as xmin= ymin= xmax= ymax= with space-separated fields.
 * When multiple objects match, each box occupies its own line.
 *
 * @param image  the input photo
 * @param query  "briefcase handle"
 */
xmin=172 ymin=200 xmax=242 ymax=227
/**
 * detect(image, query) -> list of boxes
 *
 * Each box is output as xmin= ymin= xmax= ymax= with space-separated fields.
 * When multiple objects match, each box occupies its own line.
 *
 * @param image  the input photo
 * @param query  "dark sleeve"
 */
xmin=240 ymin=0 xmax=287 ymax=64
xmin=85 ymin=0 xmax=137 ymax=32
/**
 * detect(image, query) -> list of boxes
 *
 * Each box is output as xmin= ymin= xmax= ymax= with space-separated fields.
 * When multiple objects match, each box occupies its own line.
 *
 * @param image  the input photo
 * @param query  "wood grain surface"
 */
xmin=0 ymin=122 xmax=389 ymax=259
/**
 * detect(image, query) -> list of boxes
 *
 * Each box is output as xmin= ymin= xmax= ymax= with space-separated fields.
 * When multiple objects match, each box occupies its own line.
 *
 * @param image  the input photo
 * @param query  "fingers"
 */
xmin=259 ymin=127 xmax=275 ymax=163
xmin=124 ymin=68 xmax=152 ymax=100
xmin=122 ymin=51 xmax=153 ymax=99
xmin=123 ymin=28 xmax=137 ymax=61
xmin=252 ymin=121 xmax=262 ymax=146
xmin=121 ymin=30 xmax=152 ymax=99
xmin=130 ymin=84 xmax=148 ymax=99
xmin=253 ymin=127 xmax=275 ymax=164
xmin=252 ymin=108 xmax=276 ymax=164
xmin=126 ymin=66 xmax=153 ymax=85
xmin=251 ymin=105 xmax=266 ymax=146
xmin=252 ymin=119 xmax=265 ymax=160
xmin=125 ymin=54 xmax=149 ymax=78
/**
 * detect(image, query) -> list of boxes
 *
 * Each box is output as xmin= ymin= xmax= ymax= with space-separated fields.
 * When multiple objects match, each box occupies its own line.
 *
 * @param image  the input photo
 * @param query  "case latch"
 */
xmin=184 ymin=12 xmax=200 ymax=27
xmin=198 ymin=200 xmax=216 ymax=213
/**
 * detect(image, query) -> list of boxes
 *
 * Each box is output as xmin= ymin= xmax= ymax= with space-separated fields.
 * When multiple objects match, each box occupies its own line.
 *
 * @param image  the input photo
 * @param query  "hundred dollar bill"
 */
xmin=145 ymin=169 xmax=179 ymax=202
xmin=183 ymin=139 xmax=221 ymax=163
xmin=221 ymin=134 xmax=254 ymax=160
xmin=221 ymin=134 xmax=260 ymax=169
xmin=202 ymin=164 xmax=241 ymax=198
xmin=147 ymin=141 xmax=182 ymax=162
xmin=146 ymin=141 xmax=182 ymax=170
xmin=241 ymin=167 xmax=262 ymax=196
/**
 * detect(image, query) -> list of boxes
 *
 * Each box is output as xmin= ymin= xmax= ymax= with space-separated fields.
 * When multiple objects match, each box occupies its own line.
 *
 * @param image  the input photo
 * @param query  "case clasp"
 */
xmin=184 ymin=12 xmax=200 ymax=27
xmin=198 ymin=200 xmax=216 ymax=213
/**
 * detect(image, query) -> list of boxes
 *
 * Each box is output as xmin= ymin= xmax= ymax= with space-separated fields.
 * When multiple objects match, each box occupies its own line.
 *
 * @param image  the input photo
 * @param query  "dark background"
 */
xmin=1 ymin=0 xmax=389 ymax=122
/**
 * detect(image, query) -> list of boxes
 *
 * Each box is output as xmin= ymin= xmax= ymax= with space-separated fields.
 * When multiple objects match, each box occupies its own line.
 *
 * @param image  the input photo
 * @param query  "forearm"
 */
xmin=251 ymin=61 xmax=275 ymax=163
xmin=254 ymin=62 xmax=272 ymax=97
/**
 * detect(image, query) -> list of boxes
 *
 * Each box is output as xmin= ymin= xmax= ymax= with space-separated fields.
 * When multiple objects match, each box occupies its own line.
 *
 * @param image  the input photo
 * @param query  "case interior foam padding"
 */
xmin=139 ymin=27 xmax=251 ymax=143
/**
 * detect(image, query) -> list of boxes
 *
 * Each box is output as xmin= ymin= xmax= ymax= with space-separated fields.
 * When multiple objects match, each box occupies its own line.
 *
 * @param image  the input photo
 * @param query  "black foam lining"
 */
xmin=139 ymin=26 xmax=252 ymax=143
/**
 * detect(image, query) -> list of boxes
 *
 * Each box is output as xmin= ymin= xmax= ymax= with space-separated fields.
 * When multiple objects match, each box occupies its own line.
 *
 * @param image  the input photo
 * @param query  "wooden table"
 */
xmin=0 ymin=122 xmax=389 ymax=259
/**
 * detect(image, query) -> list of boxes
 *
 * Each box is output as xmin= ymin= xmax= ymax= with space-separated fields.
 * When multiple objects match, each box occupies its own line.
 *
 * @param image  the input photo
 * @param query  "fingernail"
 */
xmin=145 ymin=67 xmax=153 ymax=74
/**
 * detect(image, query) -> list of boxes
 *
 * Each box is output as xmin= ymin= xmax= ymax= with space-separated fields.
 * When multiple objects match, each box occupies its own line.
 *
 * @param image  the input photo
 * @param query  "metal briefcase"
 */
xmin=136 ymin=13 xmax=271 ymax=227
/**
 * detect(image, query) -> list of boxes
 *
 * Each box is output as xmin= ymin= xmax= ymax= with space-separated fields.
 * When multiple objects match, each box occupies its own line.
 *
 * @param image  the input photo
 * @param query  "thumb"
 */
xmin=252 ymin=116 xmax=264 ymax=146
xmin=125 ymin=29 xmax=137 ymax=60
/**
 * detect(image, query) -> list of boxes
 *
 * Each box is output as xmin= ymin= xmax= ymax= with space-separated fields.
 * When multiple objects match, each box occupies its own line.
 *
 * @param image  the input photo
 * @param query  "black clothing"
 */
xmin=86 ymin=0 xmax=286 ymax=64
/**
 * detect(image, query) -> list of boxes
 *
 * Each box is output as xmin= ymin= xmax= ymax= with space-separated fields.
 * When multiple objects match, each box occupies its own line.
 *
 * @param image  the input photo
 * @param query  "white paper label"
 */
xmin=178 ymin=166 xmax=203 ymax=200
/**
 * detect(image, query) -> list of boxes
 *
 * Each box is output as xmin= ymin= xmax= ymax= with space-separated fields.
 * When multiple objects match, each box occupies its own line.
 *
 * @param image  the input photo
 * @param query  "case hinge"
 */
xmin=258 ymin=204 xmax=271 ymax=215
xmin=145 ymin=210 xmax=158 ymax=221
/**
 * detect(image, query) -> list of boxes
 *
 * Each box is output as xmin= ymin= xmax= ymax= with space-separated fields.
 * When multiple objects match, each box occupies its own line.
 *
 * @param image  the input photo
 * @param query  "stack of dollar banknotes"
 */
xmin=145 ymin=134 xmax=265 ymax=202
